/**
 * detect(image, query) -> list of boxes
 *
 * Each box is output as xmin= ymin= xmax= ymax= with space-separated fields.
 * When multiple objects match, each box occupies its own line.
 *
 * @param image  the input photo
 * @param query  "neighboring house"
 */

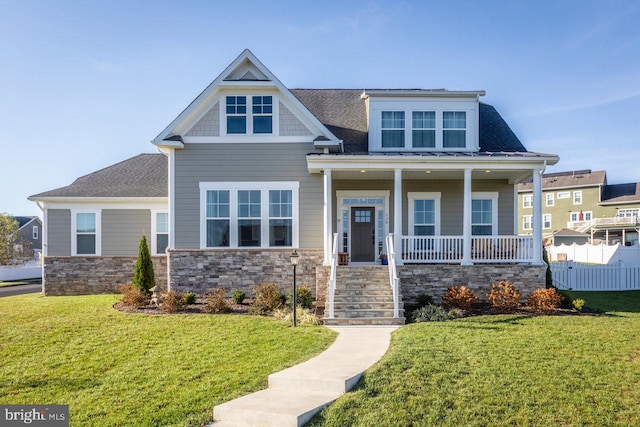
xmin=30 ymin=50 xmax=558 ymax=323
xmin=14 ymin=216 xmax=42 ymax=256
xmin=518 ymin=170 xmax=640 ymax=246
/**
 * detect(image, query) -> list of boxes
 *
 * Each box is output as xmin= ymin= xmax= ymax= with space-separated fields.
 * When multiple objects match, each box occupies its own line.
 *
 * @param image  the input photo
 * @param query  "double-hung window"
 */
xmin=381 ymin=111 xmax=405 ymax=148
xmin=412 ymin=111 xmax=436 ymax=148
xmin=522 ymin=215 xmax=532 ymax=231
xmin=32 ymin=226 xmax=38 ymax=240
xmin=226 ymin=96 xmax=247 ymax=134
xmin=269 ymin=190 xmax=292 ymax=246
xmin=154 ymin=212 xmax=169 ymax=254
xmin=238 ymin=190 xmax=261 ymax=247
xmin=543 ymin=214 xmax=552 ymax=229
xmin=522 ymin=194 xmax=532 ymax=208
xmin=252 ymin=96 xmax=273 ymax=134
xmin=546 ymin=193 xmax=554 ymax=206
xmin=471 ymin=193 xmax=498 ymax=236
xmin=206 ymin=190 xmax=230 ymax=247
xmin=573 ymin=191 xmax=582 ymax=205
xmin=408 ymin=192 xmax=441 ymax=236
xmin=201 ymin=182 xmax=298 ymax=249
xmin=73 ymin=211 xmax=100 ymax=255
xmin=443 ymin=111 xmax=466 ymax=148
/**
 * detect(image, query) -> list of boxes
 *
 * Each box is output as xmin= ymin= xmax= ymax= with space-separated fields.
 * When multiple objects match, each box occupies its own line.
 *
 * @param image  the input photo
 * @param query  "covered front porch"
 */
xmin=308 ymin=153 xmax=554 ymax=266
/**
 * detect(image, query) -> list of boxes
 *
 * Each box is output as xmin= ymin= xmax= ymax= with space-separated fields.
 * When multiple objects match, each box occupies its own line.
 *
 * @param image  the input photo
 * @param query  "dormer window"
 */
xmin=225 ymin=95 xmax=273 ymax=135
xmin=226 ymin=96 xmax=247 ymax=134
xmin=443 ymin=111 xmax=466 ymax=148
xmin=381 ymin=111 xmax=404 ymax=147
xmin=412 ymin=111 xmax=436 ymax=148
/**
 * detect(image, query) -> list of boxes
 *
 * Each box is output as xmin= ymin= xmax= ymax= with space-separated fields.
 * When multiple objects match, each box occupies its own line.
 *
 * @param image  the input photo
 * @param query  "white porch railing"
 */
xmin=326 ymin=233 xmax=339 ymax=319
xmin=567 ymin=215 xmax=640 ymax=231
xmin=385 ymin=234 xmax=400 ymax=319
xmin=401 ymin=235 xmax=534 ymax=263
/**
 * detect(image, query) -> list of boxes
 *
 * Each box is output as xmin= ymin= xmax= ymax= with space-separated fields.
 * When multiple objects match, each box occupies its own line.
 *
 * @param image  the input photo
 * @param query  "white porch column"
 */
xmin=393 ymin=169 xmax=403 ymax=265
xmin=323 ymin=169 xmax=332 ymax=265
xmin=462 ymin=169 xmax=473 ymax=265
xmin=532 ymin=168 xmax=543 ymax=264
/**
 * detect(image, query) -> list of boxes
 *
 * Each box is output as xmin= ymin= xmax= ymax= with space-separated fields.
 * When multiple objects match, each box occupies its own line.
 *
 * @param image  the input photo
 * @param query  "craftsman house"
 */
xmin=30 ymin=50 xmax=558 ymax=324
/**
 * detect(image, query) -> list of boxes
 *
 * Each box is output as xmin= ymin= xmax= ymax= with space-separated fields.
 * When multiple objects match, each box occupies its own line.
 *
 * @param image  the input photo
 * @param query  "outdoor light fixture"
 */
xmin=290 ymin=250 xmax=299 ymax=327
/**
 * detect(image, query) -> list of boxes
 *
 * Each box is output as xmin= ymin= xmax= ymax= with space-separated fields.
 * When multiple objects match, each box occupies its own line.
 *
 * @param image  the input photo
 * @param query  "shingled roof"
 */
xmin=601 ymin=182 xmax=640 ymax=204
xmin=290 ymin=90 xmax=527 ymax=153
xmin=518 ymin=170 xmax=607 ymax=192
xmin=29 ymin=154 xmax=167 ymax=199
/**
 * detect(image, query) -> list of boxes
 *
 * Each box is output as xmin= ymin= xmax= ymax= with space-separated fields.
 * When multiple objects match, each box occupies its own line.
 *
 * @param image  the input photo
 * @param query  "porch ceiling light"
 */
xmin=360 ymin=169 xmax=366 ymax=173
xmin=485 ymin=170 xmax=491 ymax=173
xmin=425 ymin=170 xmax=431 ymax=174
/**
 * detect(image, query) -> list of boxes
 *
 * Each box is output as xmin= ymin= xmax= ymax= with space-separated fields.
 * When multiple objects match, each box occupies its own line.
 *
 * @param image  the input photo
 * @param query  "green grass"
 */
xmin=0 ymin=294 xmax=336 ymax=426
xmin=310 ymin=291 xmax=640 ymax=426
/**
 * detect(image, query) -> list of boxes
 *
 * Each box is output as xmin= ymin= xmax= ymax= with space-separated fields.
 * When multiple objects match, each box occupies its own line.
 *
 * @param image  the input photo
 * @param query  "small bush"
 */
xmin=271 ymin=306 xmax=320 ymax=325
xmin=412 ymin=304 xmax=463 ymax=322
xmin=442 ymin=286 xmax=479 ymax=310
xmin=182 ymin=291 xmax=197 ymax=305
xmin=572 ymin=298 xmax=586 ymax=312
xmin=204 ymin=288 xmax=231 ymax=314
xmin=288 ymin=286 xmax=314 ymax=309
xmin=527 ymin=288 xmax=563 ymax=312
xmin=232 ymin=289 xmax=246 ymax=305
xmin=250 ymin=283 xmax=285 ymax=315
xmin=487 ymin=281 xmax=521 ymax=312
xmin=415 ymin=293 xmax=435 ymax=309
xmin=132 ymin=235 xmax=155 ymax=296
xmin=119 ymin=284 xmax=149 ymax=308
xmin=161 ymin=291 xmax=186 ymax=313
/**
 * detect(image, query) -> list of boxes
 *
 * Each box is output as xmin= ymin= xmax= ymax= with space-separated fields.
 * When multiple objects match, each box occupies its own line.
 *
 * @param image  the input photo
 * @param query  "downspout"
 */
xmin=36 ymin=201 xmax=45 ymax=294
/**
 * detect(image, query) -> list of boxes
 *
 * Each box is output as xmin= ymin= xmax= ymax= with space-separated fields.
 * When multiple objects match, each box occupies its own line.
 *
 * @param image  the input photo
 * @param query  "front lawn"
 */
xmin=0 ymin=294 xmax=336 ymax=426
xmin=310 ymin=291 xmax=640 ymax=426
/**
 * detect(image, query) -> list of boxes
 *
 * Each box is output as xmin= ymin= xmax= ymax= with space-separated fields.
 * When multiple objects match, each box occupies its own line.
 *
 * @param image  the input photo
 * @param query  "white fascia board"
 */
xmin=153 ymin=140 xmax=184 ymax=149
xmin=35 ymin=197 xmax=168 ymax=210
xmin=363 ymin=90 xmax=486 ymax=99
xmin=306 ymin=154 xmax=559 ymax=173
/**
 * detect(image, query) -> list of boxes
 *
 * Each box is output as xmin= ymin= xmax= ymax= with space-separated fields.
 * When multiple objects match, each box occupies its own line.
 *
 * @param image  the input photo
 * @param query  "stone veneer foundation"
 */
xmin=398 ymin=263 xmax=546 ymax=305
xmin=168 ymin=249 xmax=324 ymax=297
xmin=43 ymin=256 xmax=167 ymax=296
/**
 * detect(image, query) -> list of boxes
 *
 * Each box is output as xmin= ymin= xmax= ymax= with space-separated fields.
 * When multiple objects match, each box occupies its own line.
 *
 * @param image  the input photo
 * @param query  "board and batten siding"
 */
xmin=174 ymin=142 xmax=324 ymax=249
xmin=102 ymin=209 xmax=151 ymax=256
xmin=47 ymin=209 xmax=71 ymax=256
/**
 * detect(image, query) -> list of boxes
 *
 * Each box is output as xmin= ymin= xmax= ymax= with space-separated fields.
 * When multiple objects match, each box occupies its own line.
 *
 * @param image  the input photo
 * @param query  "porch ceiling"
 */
xmin=330 ymin=169 xmax=532 ymax=182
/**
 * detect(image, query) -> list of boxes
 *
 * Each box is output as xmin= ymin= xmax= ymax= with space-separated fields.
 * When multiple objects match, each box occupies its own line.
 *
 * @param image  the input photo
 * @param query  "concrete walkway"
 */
xmin=211 ymin=326 xmax=398 ymax=427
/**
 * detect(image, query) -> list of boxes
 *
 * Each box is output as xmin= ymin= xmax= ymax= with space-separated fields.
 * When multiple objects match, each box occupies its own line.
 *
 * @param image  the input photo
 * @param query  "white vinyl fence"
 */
xmin=548 ymin=243 xmax=640 ymax=265
xmin=551 ymin=261 xmax=640 ymax=291
xmin=0 ymin=259 xmax=42 ymax=281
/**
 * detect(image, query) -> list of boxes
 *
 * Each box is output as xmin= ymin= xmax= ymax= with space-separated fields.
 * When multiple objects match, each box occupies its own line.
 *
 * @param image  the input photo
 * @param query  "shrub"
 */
xmin=412 ymin=304 xmax=463 ymax=322
xmin=288 ymin=286 xmax=314 ymax=309
xmin=526 ymin=288 xmax=563 ymax=313
xmin=132 ymin=235 xmax=155 ymax=296
xmin=487 ymin=281 xmax=521 ymax=312
xmin=232 ymin=289 xmax=246 ymax=305
xmin=161 ymin=291 xmax=186 ymax=313
xmin=442 ymin=286 xmax=479 ymax=310
xmin=572 ymin=298 xmax=586 ymax=312
xmin=271 ymin=306 xmax=320 ymax=325
xmin=204 ymin=288 xmax=231 ymax=314
xmin=415 ymin=293 xmax=435 ymax=309
xmin=182 ymin=291 xmax=197 ymax=305
xmin=250 ymin=283 xmax=285 ymax=315
xmin=119 ymin=284 xmax=149 ymax=308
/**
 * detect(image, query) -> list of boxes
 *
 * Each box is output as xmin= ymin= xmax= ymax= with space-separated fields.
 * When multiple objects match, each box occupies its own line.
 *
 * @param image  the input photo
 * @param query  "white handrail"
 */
xmin=386 ymin=233 xmax=400 ymax=318
xmin=327 ymin=233 xmax=339 ymax=319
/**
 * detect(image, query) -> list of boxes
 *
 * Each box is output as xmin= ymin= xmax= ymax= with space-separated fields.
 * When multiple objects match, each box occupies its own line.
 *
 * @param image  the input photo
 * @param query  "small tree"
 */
xmin=132 ymin=235 xmax=155 ymax=295
xmin=0 ymin=213 xmax=31 ymax=265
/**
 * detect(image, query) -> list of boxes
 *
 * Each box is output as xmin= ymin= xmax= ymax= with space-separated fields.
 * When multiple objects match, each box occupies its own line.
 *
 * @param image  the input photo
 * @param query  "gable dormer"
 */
xmin=363 ymin=89 xmax=485 ymax=153
xmin=152 ymin=50 xmax=341 ymax=149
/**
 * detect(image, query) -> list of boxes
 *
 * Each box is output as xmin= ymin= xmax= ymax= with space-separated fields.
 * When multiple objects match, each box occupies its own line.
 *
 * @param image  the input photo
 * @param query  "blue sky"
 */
xmin=2 ymin=0 xmax=639 ymax=217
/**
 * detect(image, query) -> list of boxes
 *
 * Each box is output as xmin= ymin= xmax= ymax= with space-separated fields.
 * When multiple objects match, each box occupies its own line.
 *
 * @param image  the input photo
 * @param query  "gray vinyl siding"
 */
xmin=174 ymin=143 xmax=323 ymax=249
xmin=102 ymin=210 xmax=151 ymax=256
xmin=47 ymin=209 xmax=71 ymax=256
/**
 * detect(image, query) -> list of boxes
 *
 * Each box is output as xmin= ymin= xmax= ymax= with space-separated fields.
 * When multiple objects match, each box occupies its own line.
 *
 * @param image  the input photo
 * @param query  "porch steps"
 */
xmin=324 ymin=266 xmax=405 ymax=326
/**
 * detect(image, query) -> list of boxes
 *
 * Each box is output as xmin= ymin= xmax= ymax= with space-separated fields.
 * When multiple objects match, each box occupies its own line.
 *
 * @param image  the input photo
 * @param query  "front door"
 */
xmin=351 ymin=207 xmax=376 ymax=262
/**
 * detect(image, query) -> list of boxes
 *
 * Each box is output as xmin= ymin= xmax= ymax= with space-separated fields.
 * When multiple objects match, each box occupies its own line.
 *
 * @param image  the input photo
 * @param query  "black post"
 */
xmin=292 ymin=264 xmax=297 ymax=327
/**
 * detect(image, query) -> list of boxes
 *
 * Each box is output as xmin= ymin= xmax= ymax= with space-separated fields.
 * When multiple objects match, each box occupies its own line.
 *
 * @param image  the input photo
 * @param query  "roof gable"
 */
xmin=152 ymin=49 xmax=340 ymax=147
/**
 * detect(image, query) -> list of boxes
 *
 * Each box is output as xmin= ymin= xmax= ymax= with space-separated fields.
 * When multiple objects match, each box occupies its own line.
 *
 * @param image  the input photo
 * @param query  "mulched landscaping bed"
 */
xmin=114 ymin=296 xmax=253 ymax=315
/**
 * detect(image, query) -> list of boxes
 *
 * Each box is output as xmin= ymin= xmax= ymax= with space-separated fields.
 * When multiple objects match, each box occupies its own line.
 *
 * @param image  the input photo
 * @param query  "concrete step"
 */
xmin=333 ymin=308 xmax=402 ymax=318
xmin=324 ymin=317 xmax=405 ymax=326
xmin=334 ymin=302 xmax=396 ymax=310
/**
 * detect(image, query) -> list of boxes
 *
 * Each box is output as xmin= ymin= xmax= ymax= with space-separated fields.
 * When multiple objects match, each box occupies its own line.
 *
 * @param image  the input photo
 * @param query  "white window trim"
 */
xmin=557 ymin=191 xmax=570 ymax=199
xmin=336 ymin=190 xmax=390 ymax=258
xmin=570 ymin=211 xmax=592 ymax=222
xmin=522 ymin=215 xmax=533 ymax=231
xmin=32 ymin=225 xmax=39 ymax=240
xmin=151 ymin=210 xmax=169 ymax=255
xmin=546 ymin=193 xmax=554 ymax=207
xmin=199 ymin=181 xmax=299 ymax=249
xmin=573 ymin=190 xmax=582 ymax=205
xmin=71 ymin=209 xmax=101 ymax=256
xmin=408 ymin=192 xmax=441 ymax=235
xmin=472 ymin=191 xmax=498 ymax=236
xmin=543 ymin=213 xmax=552 ymax=229
xmin=221 ymin=94 xmax=278 ymax=136
xmin=522 ymin=194 xmax=532 ymax=208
